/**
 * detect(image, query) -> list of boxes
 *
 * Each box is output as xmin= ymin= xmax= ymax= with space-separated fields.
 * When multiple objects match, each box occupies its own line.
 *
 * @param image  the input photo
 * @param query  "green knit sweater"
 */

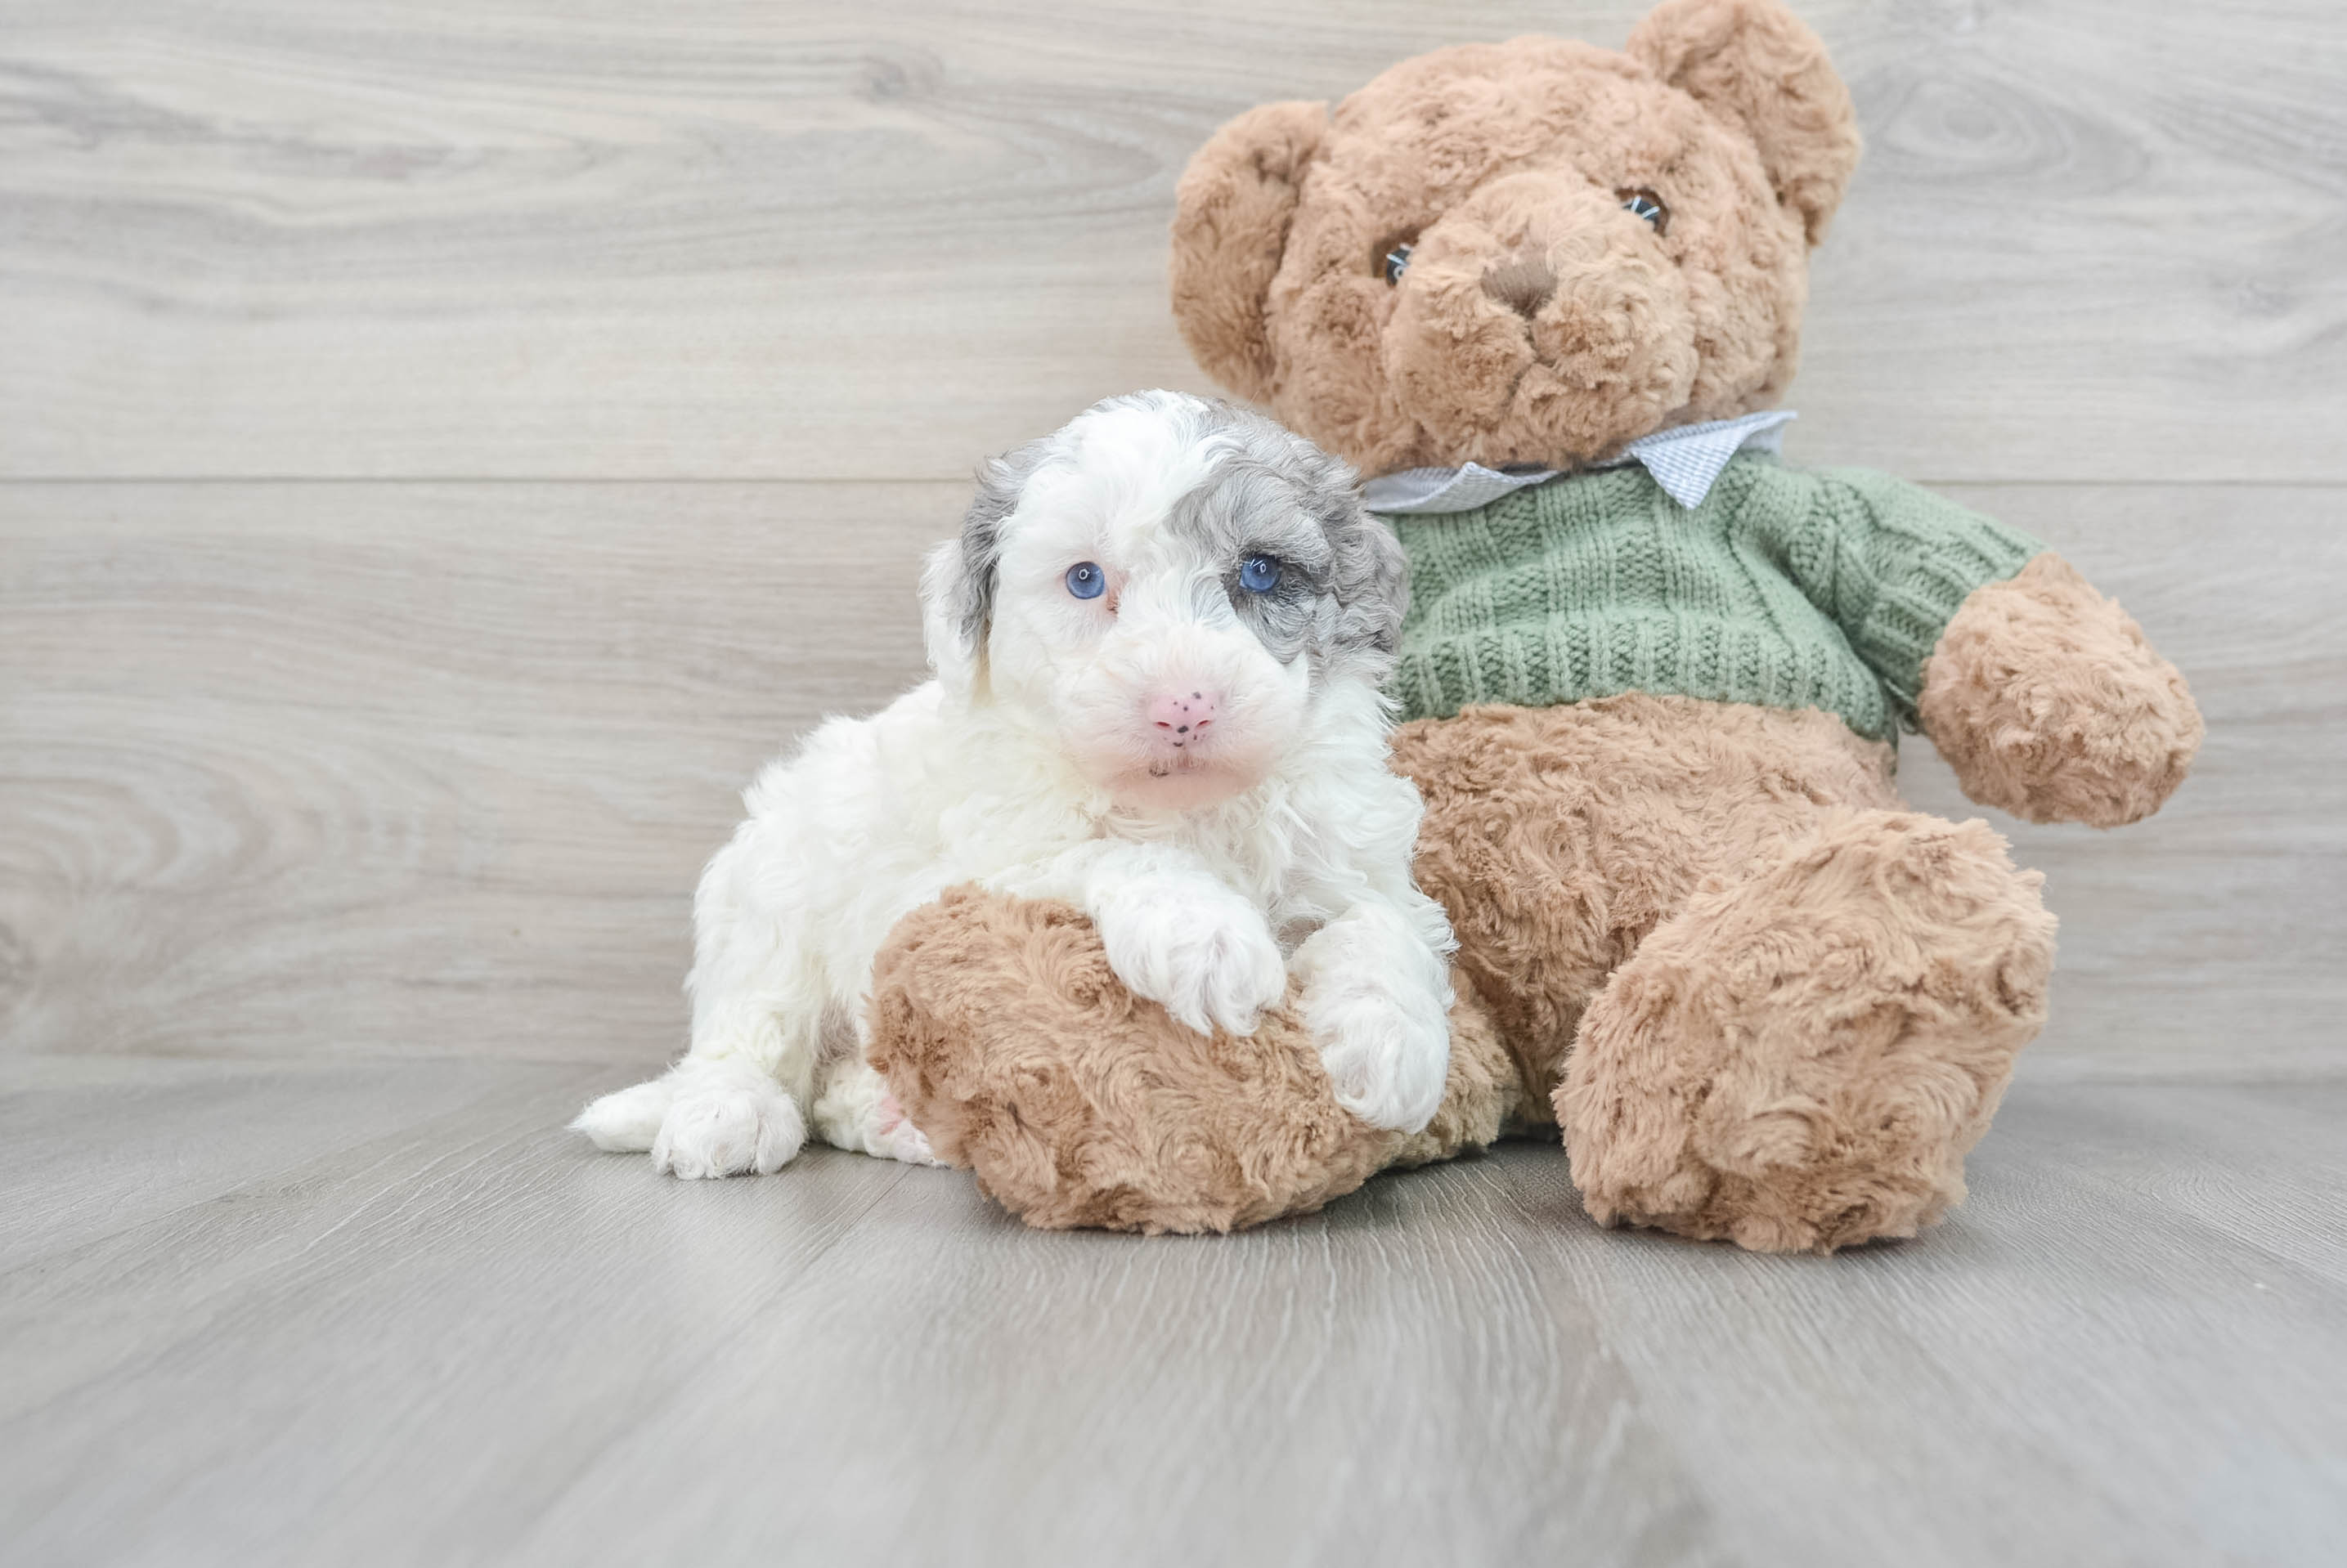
xmin=1380 ymin=454 xmax=2041 ymax=741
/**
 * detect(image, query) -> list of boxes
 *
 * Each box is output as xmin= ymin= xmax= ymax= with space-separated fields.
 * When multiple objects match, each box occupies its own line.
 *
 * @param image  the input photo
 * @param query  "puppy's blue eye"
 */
xmin=1238 ymin=554 xmax=1281 ymax=594
xmin=1065 ymin=561 xmax=1106 ymax=600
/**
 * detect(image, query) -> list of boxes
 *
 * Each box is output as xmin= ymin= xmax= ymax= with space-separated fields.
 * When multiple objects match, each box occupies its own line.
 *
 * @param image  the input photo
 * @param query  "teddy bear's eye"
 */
xmin=1618 ymin=188 xmax=1669 ymax=235
xmin=1381 ymin=242 xmax=1415 ymax=284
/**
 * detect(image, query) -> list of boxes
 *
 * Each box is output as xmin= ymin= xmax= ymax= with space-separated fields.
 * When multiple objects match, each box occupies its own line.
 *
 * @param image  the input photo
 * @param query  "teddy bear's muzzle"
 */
xmin=1383 ymin=176 xmax=1702 ymax=468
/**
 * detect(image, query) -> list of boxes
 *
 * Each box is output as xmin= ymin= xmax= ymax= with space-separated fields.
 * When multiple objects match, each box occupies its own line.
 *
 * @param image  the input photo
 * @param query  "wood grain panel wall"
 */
xmin=2 ymin=1 xmax=2341 ymax=1077
xmin=2 ymin=1 xmax=2342 ymax=480
xmin=4 ymin=478 xmax=2340 ymax=1074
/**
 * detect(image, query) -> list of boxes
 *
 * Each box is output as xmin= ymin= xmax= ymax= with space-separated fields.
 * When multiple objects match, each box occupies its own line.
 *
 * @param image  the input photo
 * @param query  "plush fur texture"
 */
xmin=1558 ymin=806 xmax=2054 ymax=1252
xmin=1169 ymin=0 xmax=1856 ymax=473
xmin=866 ymin=0 xmax=2202 ymax=1252
xmin=1170 ymin=100 xmax=1328 ymax=406
xmin=869 ymin=888 xmax=1536 ymax=1234
xmin=1627 ymin=0 xmax=1862 ymax=244
xmin=573 ymin=392 xmax=1461 ymax=1176
xmin=874 ymin=693 xmax=2056 ymax=1252
xmin=1392 ymin=693 xmax=1909 ymax=1091
xmin=1919 ymin=554 xmax=2206 ymax=828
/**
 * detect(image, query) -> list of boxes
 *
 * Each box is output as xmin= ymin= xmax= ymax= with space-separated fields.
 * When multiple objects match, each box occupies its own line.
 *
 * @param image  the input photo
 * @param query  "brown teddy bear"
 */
xmin=868 ymin=0 xmax=2204 ymax=1252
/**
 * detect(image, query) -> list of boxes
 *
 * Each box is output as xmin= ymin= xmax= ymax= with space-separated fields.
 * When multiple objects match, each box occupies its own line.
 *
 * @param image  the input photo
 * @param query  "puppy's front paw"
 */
xmin=1097 ymin=886 xmax=1286 ymax=1037
xmin=1304 ymin=966 xmax=1451 ymax=1133
xmin=652 ymin=1084 xmax=806 ymax=1178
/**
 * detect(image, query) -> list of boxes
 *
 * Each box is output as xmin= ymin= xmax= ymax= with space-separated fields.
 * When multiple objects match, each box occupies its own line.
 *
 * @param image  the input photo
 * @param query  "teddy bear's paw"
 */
xmin=868 ymin=885 xmax=1432 ymax=1232
xmin=1093 ymin=882 xmax=1287 ymax=1037
xmin=1559 ymin=808 xmax=2056 ymax=1252
xmin=649 ymin=1080 xmax=806 ymax=1179
xmin=1923 ymin=553 xmax=2204 ymax=827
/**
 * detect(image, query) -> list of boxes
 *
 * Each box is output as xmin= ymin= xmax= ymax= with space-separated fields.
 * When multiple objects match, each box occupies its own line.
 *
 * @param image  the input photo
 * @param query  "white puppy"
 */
xmin=572 ymin=391 xmax=1456 ymax=1178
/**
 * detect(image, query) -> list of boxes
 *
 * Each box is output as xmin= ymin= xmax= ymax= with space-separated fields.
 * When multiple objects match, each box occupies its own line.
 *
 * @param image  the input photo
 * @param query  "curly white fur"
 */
xmin=572 ymin=392 xmax=1456 ymax=1177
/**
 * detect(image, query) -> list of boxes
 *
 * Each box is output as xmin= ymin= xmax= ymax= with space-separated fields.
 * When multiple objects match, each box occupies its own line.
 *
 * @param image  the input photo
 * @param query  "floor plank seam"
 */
xmin=500 ymin=1159 xmax=921 ymax=1542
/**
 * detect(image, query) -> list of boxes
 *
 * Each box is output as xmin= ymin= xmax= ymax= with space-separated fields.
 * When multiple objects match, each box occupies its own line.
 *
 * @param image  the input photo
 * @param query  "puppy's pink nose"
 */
xmin=1147 ymin=690 xmax=1220 ymax=746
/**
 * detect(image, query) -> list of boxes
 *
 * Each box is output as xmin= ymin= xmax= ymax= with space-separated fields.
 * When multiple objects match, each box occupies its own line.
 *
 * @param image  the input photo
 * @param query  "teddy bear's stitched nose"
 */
xmin=1483 ymin=257 xmax=1559 ymax=317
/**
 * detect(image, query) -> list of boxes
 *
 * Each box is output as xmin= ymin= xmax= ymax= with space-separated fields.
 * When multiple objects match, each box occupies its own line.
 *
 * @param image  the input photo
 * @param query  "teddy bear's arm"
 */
xmin=1788 ymin=468 xmax=2201 ymax=827
xmin=1918 ymin=554 xmax=2203 ymax=827
xmin=1774 ymin=469 xmax=2197 ymax=826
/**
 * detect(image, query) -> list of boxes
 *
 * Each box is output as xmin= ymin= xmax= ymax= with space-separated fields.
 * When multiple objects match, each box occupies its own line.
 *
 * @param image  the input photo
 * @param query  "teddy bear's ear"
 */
xmin=1629 ymin=0 xmax=1860 ymax=244
xmin=1170 ymin=100 xmax=1328 ymax=402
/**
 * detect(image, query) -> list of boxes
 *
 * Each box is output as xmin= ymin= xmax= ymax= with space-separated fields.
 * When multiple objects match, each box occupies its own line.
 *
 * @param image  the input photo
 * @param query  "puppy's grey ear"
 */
xmin=1295 ymin=440 xmax=1409 ymax=683
xmin=921 ymin=444 xmax=1030 ymax=696
xmin=1326 ymin=504 xmax=1411 ymax=683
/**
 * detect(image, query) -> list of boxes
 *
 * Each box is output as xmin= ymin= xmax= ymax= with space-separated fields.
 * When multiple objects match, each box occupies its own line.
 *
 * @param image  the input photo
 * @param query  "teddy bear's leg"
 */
xmin=867 ymin=886 xmax=1527 ymax=1234
xmin=1392 ymin=697 xmax=1911 ymax=1116
xmin=1557 ymin=808 xmax=2058 ymax=1253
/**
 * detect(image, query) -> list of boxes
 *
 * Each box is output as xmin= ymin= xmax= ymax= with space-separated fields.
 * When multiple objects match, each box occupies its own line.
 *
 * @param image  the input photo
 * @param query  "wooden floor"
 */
xmin=3 ymin=2 xmax=2344 ymax=1564
xmin=2 ymin=1060 xmax=2343 ymax=1566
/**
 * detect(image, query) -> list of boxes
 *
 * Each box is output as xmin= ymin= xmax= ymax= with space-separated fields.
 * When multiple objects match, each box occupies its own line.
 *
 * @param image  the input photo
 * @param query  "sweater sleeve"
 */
xmin=1779 ymin=468 xmax=2044 ymax=728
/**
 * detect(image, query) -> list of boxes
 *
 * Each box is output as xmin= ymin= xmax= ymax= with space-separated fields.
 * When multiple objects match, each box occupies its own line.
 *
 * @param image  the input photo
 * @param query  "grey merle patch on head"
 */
xmin=1155 ymin=398 xmax=1411 ymax=687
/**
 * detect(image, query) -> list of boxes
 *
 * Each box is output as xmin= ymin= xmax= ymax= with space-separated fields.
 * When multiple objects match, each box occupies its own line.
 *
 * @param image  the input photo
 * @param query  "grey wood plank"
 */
xmin=0 ymin=1062 xmax=917 ymax=1556
xmin=0 ymin=1064 xmax=2340 ymax=1567
xmin=1 ymin=1 xmax=2341 ymax=482
xmin=1990 ymin=1082 xmax=2347 ymax=1290
xmin=508 ymin=1150 xmax=1716 ymax=1568
xmin=0 ymin=1054 xmax=577 ymax=1271
xmin=4 ymin=479 xmax=2341 ymax=1077
xmin=1547 ymin=1082 xmax=2347 ymax=1568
